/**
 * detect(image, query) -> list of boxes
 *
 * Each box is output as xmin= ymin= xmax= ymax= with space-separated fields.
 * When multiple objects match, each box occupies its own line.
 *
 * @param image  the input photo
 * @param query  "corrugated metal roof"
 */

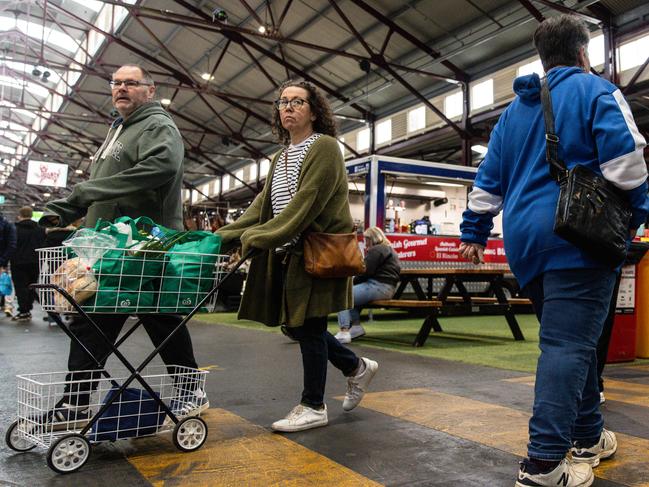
xmin=0 ymin=0 xmax=647 ymax=206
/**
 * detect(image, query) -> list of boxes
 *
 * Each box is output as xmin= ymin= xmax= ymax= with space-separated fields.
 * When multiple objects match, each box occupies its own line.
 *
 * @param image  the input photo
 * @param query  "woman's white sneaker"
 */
xmin=349 ymin=324 xmax=366 ymax=339
xmin=571 ymin=429 xmax=617 ymax=467
xmin=335 ymin=330 xmax=352 ymax=344
xmin=515 ymin=458 xmax=593 ymax=487
xmin=271 ymin=404 xmax=328 ymax=432
xmin=343 ymin=358 xmax=378 ymax=411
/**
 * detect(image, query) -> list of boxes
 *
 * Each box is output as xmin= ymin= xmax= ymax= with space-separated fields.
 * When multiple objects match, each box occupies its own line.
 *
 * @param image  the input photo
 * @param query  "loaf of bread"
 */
xmin=52 ymin=258 xmax=97 ymax=312
xmin=52 ymin=258 xmax=88 ymax=288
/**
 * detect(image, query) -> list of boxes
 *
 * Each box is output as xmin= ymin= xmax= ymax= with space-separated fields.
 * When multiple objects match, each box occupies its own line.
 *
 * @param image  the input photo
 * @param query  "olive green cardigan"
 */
xmin=217 ymin=135 xmax=353 ymax=327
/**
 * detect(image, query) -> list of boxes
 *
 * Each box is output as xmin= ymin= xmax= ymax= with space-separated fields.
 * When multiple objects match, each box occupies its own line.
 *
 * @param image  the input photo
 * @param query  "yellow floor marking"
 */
xmin=127 ymin=409 xmax=382 ymax=487
xmin=505 ymin=376 xmax=649 ymax=408
xmin=358 ymin=388 xmax=649 ymax=486
xmin=617 ymin=365 xmax=649 ymax=372
xmin=198 ymin=364 xmax=223 ymax=371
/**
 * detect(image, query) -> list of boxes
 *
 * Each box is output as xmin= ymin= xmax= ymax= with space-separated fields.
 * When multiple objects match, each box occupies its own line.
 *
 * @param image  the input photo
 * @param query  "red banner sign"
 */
xmin=385 ymin=235 xmax=507 ymax=263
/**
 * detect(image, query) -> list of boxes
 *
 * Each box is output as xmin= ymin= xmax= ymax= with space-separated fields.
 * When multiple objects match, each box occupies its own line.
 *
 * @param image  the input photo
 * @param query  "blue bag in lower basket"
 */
xmin=89 ymin=387 xmax=166 ymax=442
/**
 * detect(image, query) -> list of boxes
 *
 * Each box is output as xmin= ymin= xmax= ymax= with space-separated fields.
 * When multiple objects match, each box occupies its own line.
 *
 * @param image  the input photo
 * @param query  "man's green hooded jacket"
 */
xmin=46 ymin=101 xmax=184 ymax=230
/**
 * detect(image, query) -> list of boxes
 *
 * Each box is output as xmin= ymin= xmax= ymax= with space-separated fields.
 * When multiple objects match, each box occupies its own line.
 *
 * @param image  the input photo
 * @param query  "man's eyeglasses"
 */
xmin=109 ymin=79 xmax=153 ymax=89
xmin=274 ymin=98 xmax=309 ymax=110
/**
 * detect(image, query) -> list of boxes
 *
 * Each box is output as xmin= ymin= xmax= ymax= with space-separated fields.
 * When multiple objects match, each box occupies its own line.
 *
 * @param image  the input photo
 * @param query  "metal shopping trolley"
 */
xmin=5 ymin=244 xmax=248 ymax=474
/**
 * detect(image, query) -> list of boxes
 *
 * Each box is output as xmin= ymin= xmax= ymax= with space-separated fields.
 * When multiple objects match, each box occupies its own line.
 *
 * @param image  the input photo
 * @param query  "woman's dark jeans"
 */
xmin=285 ymin=316 xmax=360 ymax=409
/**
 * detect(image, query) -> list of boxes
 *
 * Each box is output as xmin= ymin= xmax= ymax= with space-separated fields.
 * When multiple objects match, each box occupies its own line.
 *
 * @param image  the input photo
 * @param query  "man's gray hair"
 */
xmin=113 ymin=64 xmax=155 ymax=85
xmin=533 ymin=14 xmax=590 ymax=72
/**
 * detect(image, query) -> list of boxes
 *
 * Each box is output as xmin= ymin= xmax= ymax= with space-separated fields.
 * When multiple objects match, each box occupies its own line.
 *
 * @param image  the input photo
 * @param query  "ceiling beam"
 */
xmin=46 ymin=1 xmax=271 ymax=127
xmin=530 ymin=0 xmax=603 ymax=25
xmin=517 ymin=0 xmax=545 ymax=22
xmin=346 ymin=0 xmax=469 ymax=82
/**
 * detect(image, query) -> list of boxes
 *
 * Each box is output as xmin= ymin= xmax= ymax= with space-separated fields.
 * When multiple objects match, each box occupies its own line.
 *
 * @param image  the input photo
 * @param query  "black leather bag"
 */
xmin=541 ymin=80 xmax=631 ymax=267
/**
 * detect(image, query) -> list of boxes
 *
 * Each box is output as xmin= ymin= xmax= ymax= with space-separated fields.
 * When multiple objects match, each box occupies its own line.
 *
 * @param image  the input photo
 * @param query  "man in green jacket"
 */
xmin=41 ymin=65 xmax=206 ymax=425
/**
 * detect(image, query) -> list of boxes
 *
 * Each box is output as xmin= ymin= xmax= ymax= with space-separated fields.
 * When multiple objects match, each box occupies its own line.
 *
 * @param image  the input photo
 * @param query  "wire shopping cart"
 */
xmin=5 ymin=245 xmax=248 ymax=474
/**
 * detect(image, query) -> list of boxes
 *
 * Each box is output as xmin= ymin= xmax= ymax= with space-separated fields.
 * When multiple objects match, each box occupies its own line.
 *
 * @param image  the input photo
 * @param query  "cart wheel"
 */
xmin=5 ymin=420 xmax=36 ymax=452
xmin=46 ymin=434 xmax=90 ymax=474
xmin=173 ymin=416 xmax=208 ymax=452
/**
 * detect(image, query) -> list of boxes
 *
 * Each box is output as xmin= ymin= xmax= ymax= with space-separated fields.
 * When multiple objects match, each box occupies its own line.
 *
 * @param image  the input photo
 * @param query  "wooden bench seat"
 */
xmin=443 ymin=296 xmax=531 ymax=305
xmin=369 ymin=299 xmax=442 ymax=308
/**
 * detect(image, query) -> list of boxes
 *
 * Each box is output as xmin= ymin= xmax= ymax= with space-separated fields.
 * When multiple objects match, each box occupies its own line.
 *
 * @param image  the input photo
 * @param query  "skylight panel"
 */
xmin=0 ymin=17 xmax=76 ymax=52
xmin=67 ymin=0 xmax=103 ymax=12
xmin=0 ymin=75 xmax=49 ymax=98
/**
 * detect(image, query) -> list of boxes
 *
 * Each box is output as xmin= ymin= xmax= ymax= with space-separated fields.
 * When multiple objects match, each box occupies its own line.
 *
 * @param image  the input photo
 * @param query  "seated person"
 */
xmin=335 ymin=227 xmax=401 ymax=343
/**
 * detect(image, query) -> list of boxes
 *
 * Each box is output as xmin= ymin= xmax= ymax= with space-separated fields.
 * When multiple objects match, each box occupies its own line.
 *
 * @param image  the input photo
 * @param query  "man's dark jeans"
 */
xmin=63 ymin=313 xmax=198 ymax=407
xmin=525 ymin=267 xmax=616 ymax=461
xmin=286 ymin=316 xmax=359 ymax=409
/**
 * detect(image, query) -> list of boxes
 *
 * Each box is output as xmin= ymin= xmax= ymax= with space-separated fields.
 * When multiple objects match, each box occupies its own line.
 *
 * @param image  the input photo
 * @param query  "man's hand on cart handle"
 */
xmin=459 ymin=242 xmax=485 ymax=265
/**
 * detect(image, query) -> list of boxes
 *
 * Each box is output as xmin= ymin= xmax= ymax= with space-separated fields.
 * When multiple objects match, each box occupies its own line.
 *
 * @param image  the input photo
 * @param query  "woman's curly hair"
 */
xmin=271 ymin=80 xmax=337 ymax=145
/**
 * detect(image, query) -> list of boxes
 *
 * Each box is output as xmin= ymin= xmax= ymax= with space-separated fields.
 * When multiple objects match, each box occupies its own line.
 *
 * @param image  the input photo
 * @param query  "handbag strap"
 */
xmin=540 ymin=79 xmax=568 ymax=182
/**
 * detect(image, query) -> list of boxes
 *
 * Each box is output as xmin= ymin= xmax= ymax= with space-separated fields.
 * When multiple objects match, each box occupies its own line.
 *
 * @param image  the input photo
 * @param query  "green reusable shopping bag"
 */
xmin=84 ymin=281 xmax=157 ymax=313
xmin=158 ymin=232 xmax=222 ymax=313
xmin=85 ymin=217 xmax=169 ymax=312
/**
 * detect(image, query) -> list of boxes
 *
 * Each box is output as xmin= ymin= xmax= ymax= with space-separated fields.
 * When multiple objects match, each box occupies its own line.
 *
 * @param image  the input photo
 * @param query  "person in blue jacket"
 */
xmin=460 ymin=15 xmax=649 ymax=487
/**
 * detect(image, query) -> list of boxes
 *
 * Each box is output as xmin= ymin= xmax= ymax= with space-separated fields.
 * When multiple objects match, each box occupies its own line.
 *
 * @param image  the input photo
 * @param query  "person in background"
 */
xmin=0 ymin=212 xmax=16 ymax=317
xmin=40 ymin=63 xmax=205 ymax=427
xmin=217 ymin=80 xmax=378 ymax=433
xmin=43 ymin=218 xmax=83 ymax=248
xmin=10 ymin=206 xmax=45 ymax=322
xmin=459 ymin=15 xmax=648 ymax=487
xmin=335 ymin=226 xmax=400 ymax=343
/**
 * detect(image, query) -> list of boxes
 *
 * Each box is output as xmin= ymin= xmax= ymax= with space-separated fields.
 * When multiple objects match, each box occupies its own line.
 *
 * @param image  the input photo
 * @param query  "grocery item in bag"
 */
xmin=51 ymin=257 xmax=98 ymax=312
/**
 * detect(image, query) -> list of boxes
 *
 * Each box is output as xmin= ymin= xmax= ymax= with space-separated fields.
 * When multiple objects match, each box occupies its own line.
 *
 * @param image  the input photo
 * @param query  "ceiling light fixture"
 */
xmin=201 ymin=73 xmax=213 ymax=81
xmin=160 ymin=98 xmax=171 ymax=105
xmin=258 ymin=25 xmax=266 ymax=34
xmin=212 ymin=8 xmax=228 ymax=23
xmin=75 ymin=169 xmax=83 ymax=174
xmin=43 ymin=192 xmax=51 ymax=197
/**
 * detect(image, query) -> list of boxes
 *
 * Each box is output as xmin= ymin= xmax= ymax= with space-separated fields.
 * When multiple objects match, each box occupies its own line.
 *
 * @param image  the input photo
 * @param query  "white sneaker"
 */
xmin=515 ymin=458 xmax=593 ymax=487
xmin=335 ymin=330 xmax=351 ymax=344
xmin=343 ymin=358 xmax=378 ymax=411
xmin=349 ymin=324 xmax=366 ymax=339
xmin=164 ymin=389 xmax=209 ymax=426
xmin=571 ymin=429 xmax=617 ymax=467
xmin=271 ymin=404 xmax=328 ymax=432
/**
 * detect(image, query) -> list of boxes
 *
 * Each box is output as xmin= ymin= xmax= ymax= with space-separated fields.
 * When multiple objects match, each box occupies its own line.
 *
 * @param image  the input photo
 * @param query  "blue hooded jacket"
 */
xmin=460 ymin=67 xmax=649 ymax=288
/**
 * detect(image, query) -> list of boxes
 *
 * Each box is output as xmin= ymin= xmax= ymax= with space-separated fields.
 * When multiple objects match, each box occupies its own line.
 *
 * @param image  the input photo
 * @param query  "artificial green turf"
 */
xmin=195 ymin=310 xmax=649 ymax=373
xmin=197 ymin=310 xmax=542 ymax=372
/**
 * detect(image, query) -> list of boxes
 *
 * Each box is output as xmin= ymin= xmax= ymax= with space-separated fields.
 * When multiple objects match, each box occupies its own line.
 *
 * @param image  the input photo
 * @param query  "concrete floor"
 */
xmin=1 ymin=307 xmax=647 ymax=486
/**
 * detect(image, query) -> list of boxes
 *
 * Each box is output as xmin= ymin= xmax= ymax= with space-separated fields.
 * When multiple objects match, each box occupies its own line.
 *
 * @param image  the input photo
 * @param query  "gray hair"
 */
xmin=113 ymin=64 xmax=155 ymax=85
xmin=533 ymin=14 xmax=590 ymax=72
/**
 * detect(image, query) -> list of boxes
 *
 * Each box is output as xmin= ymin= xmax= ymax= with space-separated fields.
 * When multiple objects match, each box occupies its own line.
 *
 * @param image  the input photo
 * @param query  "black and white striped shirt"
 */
xmin=271 ymin=133 xmax=321 ymax=251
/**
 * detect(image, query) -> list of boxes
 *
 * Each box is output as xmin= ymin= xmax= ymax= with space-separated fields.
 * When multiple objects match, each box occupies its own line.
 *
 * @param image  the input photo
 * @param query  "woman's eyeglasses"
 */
xmin=274 ymin=98 xmax=309 ymax=110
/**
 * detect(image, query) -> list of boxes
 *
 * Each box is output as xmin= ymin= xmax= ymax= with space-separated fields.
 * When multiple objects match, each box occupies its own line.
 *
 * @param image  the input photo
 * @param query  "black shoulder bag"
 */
xmin=540 ymin=79 xmax=631 ymax=267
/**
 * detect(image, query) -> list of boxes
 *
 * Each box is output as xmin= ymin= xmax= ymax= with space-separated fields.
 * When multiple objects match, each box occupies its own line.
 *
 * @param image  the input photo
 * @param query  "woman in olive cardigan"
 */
xmin=217 ymin=81 xmax=378 ymax=432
